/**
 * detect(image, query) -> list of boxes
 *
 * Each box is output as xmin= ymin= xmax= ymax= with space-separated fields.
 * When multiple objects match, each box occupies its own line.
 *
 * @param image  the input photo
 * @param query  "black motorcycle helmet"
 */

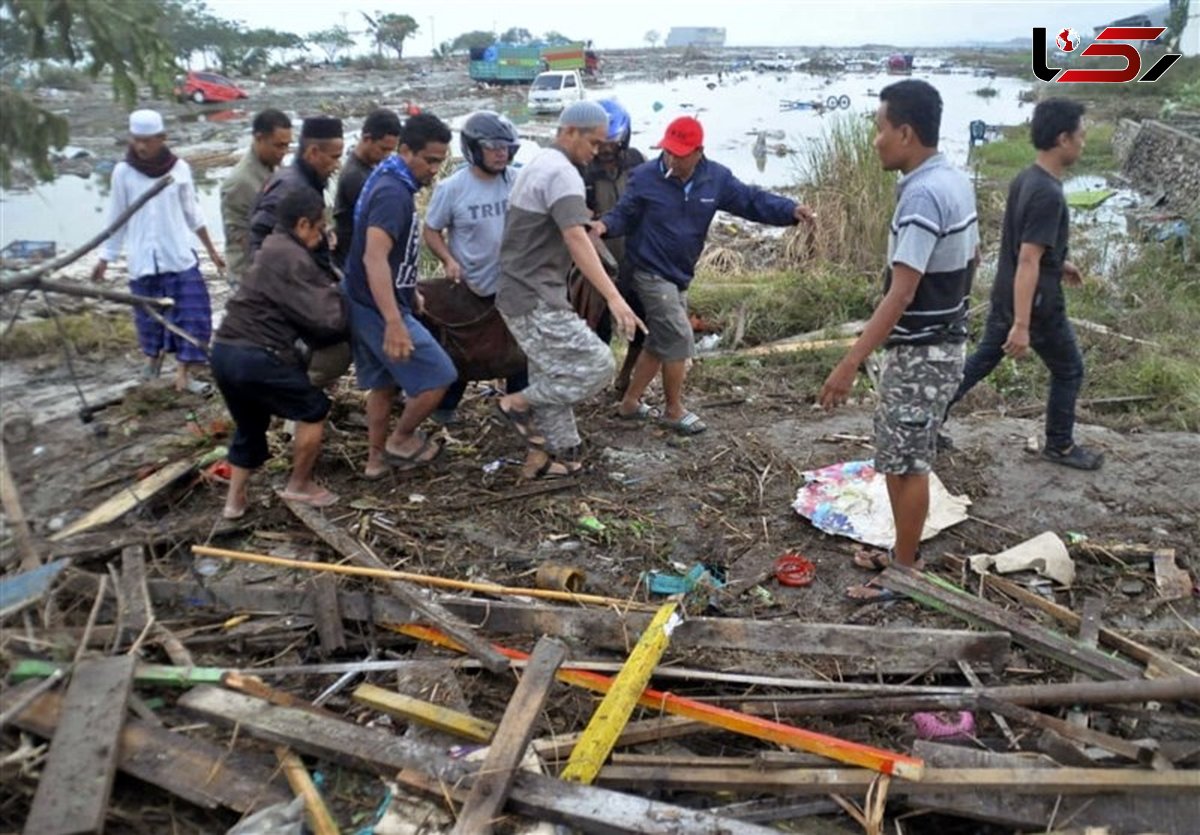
xmin=461 ymin=111 xmax=520 ymax=174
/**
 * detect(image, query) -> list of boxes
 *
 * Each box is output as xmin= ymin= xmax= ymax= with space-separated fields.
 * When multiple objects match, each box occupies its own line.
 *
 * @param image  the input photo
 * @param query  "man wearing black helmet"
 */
xmin=582 ymin=98 xmax=646 ymax=396
xmin=423 ymin=111 xmax=526 ymax=425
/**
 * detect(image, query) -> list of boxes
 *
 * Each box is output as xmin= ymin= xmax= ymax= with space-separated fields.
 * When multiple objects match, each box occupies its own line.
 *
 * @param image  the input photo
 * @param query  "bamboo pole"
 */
xmin=275 ymin=747 xmax=340 ymax=835
xmin=191 ymin=544 xmax=655 ymax=611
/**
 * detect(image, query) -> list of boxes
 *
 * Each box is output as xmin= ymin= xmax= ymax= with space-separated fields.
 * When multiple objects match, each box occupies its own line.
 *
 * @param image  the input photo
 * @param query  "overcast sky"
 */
xmin=205 ymin=0 xmax=1157 ymax=53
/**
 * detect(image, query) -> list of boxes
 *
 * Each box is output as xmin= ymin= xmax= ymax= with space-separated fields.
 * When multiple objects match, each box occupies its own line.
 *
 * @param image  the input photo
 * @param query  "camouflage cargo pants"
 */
xmin=500 ymin=303 xmax=615 ymax=452
xmin=874 ymin=342 xmax=965 ymax=475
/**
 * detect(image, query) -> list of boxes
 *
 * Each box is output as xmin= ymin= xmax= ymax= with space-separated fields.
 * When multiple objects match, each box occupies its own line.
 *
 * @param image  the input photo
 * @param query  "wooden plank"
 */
xmin=593 ymin=765 xmax=1200 ymax=795
xmin=0 ymin=558 xmax=69 ymax=621
xmin=0 ymin=437 xmax=41 ymax=570
xmin=563 ymin=603 xmax=679 ymax=784
xmin=49 ymin=458 xmax=196 ymax=541
xmin=981 ymin=573 xmax=1197 ymax=679
xmin=877 ymin=566 xmax=1143 ymax=680
xmin=118 ymin=546 xmax=151 ymax=645
xmin=182 ymin=685 xmax=772 ymax=835
xmin=395 ymin=624 xmax=925 ymax=780
xmin=10 ymin=685 xmax=288 ymax=814
xmin=24 ymin=656 xmax=137 ymax=834
xmin=308 ymin=575 xmax=345 ymax=655
xmin=452 ymin=637 xmax=568 ymax=834
xmin=957 ymin=660 xmax=1019 ymax=749
xmin=1068 ymin=597 xmax=1104 ymax=729
xmin=145 ymin=579 xmax=1010 ymax=674
xmin=532 ymin=716 xmax=704 ymax=762
xmin=279 ymin=499 xmax=510 ymax=672
xmin=276 ymin=747 xmax=339 ymax=835
xmin=354 ymin=683 xmax=497 ymax=742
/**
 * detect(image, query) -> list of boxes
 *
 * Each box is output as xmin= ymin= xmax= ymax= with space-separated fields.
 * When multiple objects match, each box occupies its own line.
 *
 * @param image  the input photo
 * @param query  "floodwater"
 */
xmin=0 ymin=68 xmax=1033 ymax=252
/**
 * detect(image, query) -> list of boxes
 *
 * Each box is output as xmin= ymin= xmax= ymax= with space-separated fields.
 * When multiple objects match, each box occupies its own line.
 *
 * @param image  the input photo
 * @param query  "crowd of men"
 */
xmin=95 ymin=81 xmax=1100 ymax=602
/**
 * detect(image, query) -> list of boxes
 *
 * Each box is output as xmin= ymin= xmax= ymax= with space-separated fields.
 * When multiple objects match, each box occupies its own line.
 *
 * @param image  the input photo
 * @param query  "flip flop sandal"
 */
xmin=361 ymin=466 xmax=391 ymax=481
xmin=852 ymin=548 xmax=925 ymax=572
xmin=526 ymin=457 xmax=583 ymax=481
xmin=181 ymin=379 xmax=214 ymax=397
xmin=844 ymin=582 xmax=901 ymax=605
xmin=494 ymin=401 xmax=545 ymax=447
xmin=222 ymin=506 xmax=247 ymax=520
xmin=659 ymin=411 xmax=707 ymax=435
xmin=385 ymin=435 xmax=443 ymax=470
xmin=616 ymin=402 xmax=660 ymax=421
xmin=277 ymin=487 xmax=339 ymax=508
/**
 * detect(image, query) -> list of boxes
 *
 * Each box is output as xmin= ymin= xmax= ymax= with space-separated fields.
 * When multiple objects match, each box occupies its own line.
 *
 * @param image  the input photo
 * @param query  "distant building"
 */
xmin=665 ymin=27 xmax=726 ymax=48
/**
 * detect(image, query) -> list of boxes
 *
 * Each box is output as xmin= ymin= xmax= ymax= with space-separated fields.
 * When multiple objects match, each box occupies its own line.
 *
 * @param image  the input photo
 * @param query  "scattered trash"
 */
xmin=643 ymin=563 xmax=724 ymax=596
xmin=535 ymin=562 xmax=586 ymax=593
xmin=482 ymin=458 xmax=505 ymax=474
xmin=577 ymin=514 xmax=606 ymax=534
xmin=1066 ymin=189 xmax=1115 ymax=210
xmin=793 ymin=460 xmax=970 ymax=548
xmin=695 ymin=333 xmax=722 ymax=354
xmin=773 ymin=552 xmax=815 ymax=587
xmin=1065 ymin=531 xmax=1089 ymax=545
xmin=969 ymin=532 xmax=1076 ymax=587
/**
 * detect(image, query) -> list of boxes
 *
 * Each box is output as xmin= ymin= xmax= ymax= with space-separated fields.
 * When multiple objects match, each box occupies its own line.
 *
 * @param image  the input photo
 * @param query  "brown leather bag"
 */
xmin=417 ymin=279 xmax=526 ymax=381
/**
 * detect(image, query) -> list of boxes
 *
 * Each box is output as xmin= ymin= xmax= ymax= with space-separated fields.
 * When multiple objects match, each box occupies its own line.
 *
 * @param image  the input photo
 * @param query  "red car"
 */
xmin=174 ymin=71 xmax=248 ymax=104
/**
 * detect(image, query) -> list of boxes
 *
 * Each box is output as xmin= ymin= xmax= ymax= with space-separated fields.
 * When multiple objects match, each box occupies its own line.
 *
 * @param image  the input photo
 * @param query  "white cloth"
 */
xmin=129 ymin=109 xmax=164 ymax=136
xmin=100 ymin=159 xmax=206 ymax=278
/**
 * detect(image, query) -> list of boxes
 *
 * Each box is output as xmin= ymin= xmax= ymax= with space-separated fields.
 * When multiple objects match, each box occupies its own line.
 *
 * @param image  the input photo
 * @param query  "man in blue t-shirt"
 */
xmin=343 ymin=113 xmax=457 ymax=480
xmin=819 ymin=80 xmax=979 ymax=604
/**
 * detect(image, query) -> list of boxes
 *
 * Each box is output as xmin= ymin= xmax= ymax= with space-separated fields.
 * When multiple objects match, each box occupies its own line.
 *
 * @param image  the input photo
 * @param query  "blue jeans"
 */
xmin=949 ymin=302 xmax=1084 ymax=452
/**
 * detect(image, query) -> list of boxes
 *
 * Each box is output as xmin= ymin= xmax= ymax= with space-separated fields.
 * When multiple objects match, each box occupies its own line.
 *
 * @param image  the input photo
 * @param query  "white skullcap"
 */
xmin=129 ymin=109 xmax=165 ymax=136
xmin=558 ymin=100 xmax=609 ymax=130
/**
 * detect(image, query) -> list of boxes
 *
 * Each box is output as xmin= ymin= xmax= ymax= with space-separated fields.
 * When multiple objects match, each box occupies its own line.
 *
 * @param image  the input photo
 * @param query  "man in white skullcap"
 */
xmin=493 ymin=100 xmax=645 ymax=480
xmin=93 ymin=109 xmax=225 ymax=394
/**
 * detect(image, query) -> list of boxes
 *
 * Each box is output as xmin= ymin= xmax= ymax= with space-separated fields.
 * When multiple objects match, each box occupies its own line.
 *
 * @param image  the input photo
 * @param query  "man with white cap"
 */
xmin=92 ymin=109 xmax=225 ymax=395
xmin=494 ymin=100 xmax=645 ymax=480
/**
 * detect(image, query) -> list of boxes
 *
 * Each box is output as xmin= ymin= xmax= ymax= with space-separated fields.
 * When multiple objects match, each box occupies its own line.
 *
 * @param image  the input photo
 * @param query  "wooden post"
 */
xmin=0 ymin=437 xmax=40 ymax=570
xmin=451 ymin=637 xmax=568 ymax=835
xmin=118 ymin=546 xmax=152 ymax=646
xmin=275 ymin=747 xmax=340 ymax=835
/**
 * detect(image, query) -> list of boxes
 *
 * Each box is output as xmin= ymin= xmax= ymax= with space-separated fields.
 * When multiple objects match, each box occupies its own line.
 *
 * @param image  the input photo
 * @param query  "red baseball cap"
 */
xmin=657 ymin=116 xmax=704 ymax=156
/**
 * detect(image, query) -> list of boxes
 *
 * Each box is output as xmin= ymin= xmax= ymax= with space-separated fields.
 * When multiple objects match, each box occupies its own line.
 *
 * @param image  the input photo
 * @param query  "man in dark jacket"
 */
xmin=212 ymin=188 xmax=349 ymax=519
xmin=333 ymin=109 xmax=401 ymax=269
xmin=248 ymin=115 xmax=343 ymax=264
xmin=594 ymin=116 xmax=813 ymax=434
xmin=247 ymin=115 xmax=348 ymax=387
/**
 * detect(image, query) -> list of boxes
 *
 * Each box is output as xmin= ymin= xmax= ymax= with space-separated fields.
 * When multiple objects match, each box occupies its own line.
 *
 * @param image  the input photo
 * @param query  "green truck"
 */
xmin=469 ymin=42 xmax=588 ymax=84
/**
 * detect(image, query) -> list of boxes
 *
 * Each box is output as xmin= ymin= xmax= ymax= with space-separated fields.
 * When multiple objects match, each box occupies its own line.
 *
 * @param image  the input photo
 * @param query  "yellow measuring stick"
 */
xmin=353 ymin=684 xmax=497 ymax=743
xmin=560 ymin=602 xmax=681 ymax=784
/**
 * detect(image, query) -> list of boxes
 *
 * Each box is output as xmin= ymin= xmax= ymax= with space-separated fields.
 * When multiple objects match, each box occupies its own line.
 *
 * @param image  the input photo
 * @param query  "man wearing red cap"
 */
xmin=593 ymin=116 xmax=813 ymax=435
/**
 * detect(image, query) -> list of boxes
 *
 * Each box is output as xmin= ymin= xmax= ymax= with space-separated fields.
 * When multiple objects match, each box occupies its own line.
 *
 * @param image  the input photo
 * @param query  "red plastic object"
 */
xmin=774 ymin=552 xmax=815 ymax=587
xmin=204 ymin=460 xmax=232 ymax=483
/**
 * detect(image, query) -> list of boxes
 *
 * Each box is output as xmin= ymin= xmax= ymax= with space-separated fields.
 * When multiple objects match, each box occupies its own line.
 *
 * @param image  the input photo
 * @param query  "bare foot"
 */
xmin=277 ymin=485 xmax=338 ymax=507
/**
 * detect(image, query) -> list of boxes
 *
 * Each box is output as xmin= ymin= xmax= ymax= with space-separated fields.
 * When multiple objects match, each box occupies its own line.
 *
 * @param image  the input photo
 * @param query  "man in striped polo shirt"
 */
xmin=819 ymin=79 xmax=979 ymax=604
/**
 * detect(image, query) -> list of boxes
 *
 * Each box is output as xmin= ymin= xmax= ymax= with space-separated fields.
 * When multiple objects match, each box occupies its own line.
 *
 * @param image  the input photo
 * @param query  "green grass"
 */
xmin=972 ymin=121 xmax=1116 ymax=186
xmin=0 ymin=313 xmax=134 ymax=359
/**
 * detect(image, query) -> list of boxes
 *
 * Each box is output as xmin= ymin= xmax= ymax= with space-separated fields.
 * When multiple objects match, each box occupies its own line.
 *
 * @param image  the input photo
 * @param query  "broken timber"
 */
xmin=877 ymin=566 xmax=1143 ymax=680
xmin=49 ymin=458 xmax=198 ymax=542
xmin=179 ymin=686 xmax=775 ymax=835
xmin=147 ymin=579 xmax=1009 ymax=674
xmin=279 ymin=498 xmax=509 ymax=673
xmin=397 ymin=624 xmax=925 ymax=779
xmin=981 ymin=573 xmax=1197 ymax=678
xmin=562 ymin=603 xmax=679 ymax=784
xmin=276 ymin=747 xmax=340 ymax=835
xmin=24 ymin=656 xmax=136 ymax=834
xmin=354 ymin=684 xmax=497 ymax=742
xmin=452 ymin=637 xmax=568 ymax=834
xmin=10 ymin=685 xmax=288 ymax=814
xmin=0 ymin=436 xmax=41 ymax=570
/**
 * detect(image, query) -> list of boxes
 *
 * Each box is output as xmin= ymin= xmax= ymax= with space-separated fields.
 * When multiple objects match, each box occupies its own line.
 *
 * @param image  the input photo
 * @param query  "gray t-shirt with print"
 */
xmin=424 ymin=165 xmax=512 ymax=297
xmin=496 ymin=146 xmax=592 ymax=317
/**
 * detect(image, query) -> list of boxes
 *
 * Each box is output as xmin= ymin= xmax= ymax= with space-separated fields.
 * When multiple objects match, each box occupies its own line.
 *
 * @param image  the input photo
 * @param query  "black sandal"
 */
xmin=852 ymin=547 xmax=924 ymax=572
xmin=526 ymin=457 xmax=583 ymax=481
xmin=844 ymin=580 xmax=901 ymax=605
xmin=495 ymin=401 xmax=545 ymax=447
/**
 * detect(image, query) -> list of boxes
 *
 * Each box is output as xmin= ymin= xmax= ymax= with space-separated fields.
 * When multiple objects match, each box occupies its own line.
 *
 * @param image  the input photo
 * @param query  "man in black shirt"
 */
xmin=947 ymin=98 xmax=1103 ymax=470
xmin=333 ymin=109 xmax=402 ymax=269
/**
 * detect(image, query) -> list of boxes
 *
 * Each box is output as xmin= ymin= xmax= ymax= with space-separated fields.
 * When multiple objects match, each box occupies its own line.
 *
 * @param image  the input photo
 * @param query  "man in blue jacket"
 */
xmin=593 ymin=116 xmax=813 ymax=434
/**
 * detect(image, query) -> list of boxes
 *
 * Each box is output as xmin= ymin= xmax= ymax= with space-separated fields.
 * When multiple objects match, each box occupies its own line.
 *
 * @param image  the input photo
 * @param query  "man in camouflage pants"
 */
xmin=494 ymin=101 xmax=644 ymax=479
xmin=819 ymin=80 xmax=978 ymax=603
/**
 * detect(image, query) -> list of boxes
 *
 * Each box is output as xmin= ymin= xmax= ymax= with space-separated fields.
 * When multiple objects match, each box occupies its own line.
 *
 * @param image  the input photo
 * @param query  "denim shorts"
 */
xmin=346 ymin=296 xmax=457 ymax=394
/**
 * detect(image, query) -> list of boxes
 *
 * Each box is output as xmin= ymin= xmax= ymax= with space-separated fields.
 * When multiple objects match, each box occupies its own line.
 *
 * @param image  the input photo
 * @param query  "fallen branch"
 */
xmin=1 ymin=176 xmax=174 ymax=291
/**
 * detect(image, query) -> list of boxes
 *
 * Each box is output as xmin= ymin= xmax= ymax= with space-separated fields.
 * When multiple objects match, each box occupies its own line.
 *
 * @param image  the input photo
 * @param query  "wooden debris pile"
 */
xmin=2 ymin=497 xmax=1198 ymax=835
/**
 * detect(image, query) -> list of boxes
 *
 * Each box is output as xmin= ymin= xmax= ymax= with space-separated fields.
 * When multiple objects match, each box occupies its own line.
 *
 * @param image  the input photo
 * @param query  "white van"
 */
xmin=528 ymin=70 xmax=584 ymax=113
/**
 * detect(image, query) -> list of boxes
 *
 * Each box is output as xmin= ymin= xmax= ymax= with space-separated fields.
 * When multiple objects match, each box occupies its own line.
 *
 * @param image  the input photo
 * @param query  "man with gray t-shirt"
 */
xmin=493 ymin=101 xmax=645 ymax=481
xmin=424 ymin=111 xmax=526 ymax=424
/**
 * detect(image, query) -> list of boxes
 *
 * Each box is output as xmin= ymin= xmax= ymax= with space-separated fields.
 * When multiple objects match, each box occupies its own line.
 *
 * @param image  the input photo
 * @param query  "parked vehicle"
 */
xmin=469 ymin=42 xmax=586 ymax=84
xmin=527 ymin=70 xmax=584 ymax=113
xmin=174 ymin=71 xmax=248 ymax=104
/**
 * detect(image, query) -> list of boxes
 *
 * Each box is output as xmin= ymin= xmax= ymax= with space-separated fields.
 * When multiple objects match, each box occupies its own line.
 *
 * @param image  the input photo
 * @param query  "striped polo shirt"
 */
xmin=883 ymin=152 xmax=979 ymax=347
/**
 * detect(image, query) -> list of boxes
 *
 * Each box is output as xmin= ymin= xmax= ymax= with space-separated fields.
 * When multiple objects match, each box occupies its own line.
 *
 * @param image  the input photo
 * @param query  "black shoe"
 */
xmin=1041 ymin=444 xmax=1104 ymax=470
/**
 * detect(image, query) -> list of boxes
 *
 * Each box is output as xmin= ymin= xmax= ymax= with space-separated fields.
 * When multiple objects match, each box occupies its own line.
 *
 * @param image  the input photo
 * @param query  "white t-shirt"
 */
xmin=425 ymin=166 xmax=512 ymax=297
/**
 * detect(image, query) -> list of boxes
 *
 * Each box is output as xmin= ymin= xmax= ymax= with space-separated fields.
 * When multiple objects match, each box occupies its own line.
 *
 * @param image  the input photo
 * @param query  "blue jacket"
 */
xmin=600 ymin=155 xmax=798 ymax=288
